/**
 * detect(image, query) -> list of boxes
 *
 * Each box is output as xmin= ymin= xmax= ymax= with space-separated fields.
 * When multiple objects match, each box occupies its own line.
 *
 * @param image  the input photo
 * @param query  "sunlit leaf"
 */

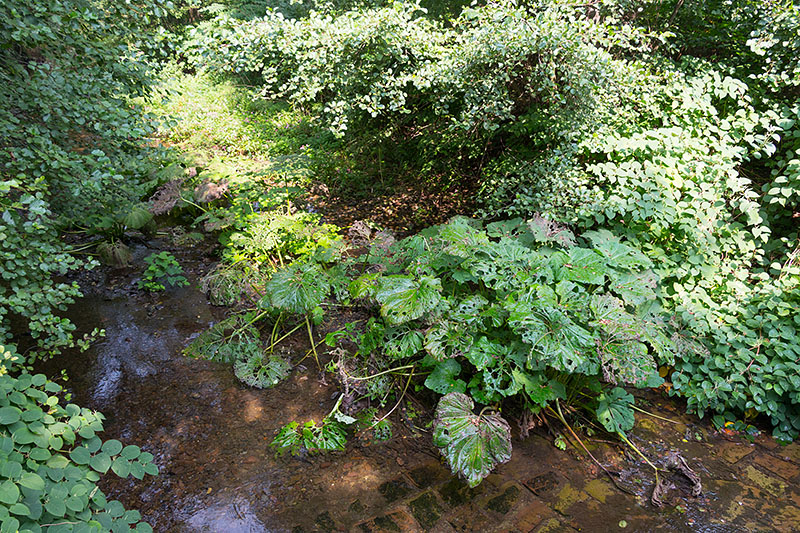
xmin=433 ymin=393 xmax=512 ymax=487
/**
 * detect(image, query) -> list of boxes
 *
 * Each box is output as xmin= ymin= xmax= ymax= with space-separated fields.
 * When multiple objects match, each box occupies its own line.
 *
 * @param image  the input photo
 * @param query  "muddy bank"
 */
xmin=42 ymin=242 xmax=800 ymax=532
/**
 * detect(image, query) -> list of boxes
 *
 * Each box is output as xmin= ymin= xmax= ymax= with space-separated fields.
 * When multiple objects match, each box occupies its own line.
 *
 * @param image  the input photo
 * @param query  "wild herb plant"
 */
xmin=138 ymin=252 xmax=189 ymax=292
xmin=258 ymin=216 xmax=675 ymax=485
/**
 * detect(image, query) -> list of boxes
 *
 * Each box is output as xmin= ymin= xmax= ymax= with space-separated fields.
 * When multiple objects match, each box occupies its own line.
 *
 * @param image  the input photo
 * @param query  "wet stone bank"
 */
xmin=45 ymin=243 xmax=800 ymax=532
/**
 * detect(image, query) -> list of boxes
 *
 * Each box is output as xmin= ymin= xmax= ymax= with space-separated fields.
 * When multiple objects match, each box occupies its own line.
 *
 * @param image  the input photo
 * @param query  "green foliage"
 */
xmin=432 ymin=392 xmax=512 ymax=488
xmin=138 ymin=252 xmax=189 ymax=292
xmin=260 ymin=216 xmax=673 ymax=484
xmin=595 ymin=387 xmax=635 ymax=436
xmin=0 ymin=185 xmax=87 ymax=362
xmin=0 ymin=373 xmax=156 ymax=532
xmin=183 ymin=314 xmax=261 ymax=363
xmin=270 ymin=419 xmax=348 ymax=456
xmin=223 ymin=211 xmax=341 ymax=267
xmin=0 ymin=0 xmax=174 ymax=363
xmin=148 ymin=68 xmax=322 ymax=158
xmin=169 ymin=0 xmax=800 ymax=457
xmin=200 ymin=263 xmax=266 ymax=307
xmin=233 ymin=354 xmax=291 ymax=389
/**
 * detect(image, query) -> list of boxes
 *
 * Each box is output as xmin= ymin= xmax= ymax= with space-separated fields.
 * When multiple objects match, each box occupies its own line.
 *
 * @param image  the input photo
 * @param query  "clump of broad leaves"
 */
xmin=261 ymin=216 xmax=679 ymax=486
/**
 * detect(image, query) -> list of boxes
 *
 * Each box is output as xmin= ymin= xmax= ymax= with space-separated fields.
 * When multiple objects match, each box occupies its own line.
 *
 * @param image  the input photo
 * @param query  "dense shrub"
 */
xmin=0 ymin=0 xmax=172 ymax=358
xmin=1 ymin=0 xmax=171 ymax=529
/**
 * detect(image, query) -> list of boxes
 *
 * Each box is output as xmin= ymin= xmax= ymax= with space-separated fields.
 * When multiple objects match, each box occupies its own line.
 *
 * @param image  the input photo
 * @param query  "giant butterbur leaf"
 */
xmin=374 ymin=275 xmax=442 ymax=325
xmin=557 ymin=247 xmax=606 ymax=285
xmin=183 ymin=314 xmax=261 ymax=363
xmin=123 ymin=205 xmax=154 ymax=230
xmin=506 ymin=299 xmax=595 ymax=374
xmin=433 ymin=393 xmax=512 ymax=487
xmin=583 ymin=230 xmax=652 ymax=270
xmin=596 ymin=388 xmax=635 ymax=435
xmin=438 ymin=216 xmax=490 ymax=258
xmin=234 ymin=354 xmax=291 ymax=389
xmin=610 ymin=270 xmax=658 ymax=307
xmin=265 ymin=262 xmax=330 ymax=315
xmin=425 ymin=359 xmax=467 ymax=394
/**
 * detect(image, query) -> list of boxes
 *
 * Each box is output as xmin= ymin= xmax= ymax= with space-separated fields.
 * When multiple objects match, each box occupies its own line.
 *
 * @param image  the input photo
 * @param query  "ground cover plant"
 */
xmin=1 ymin=0 xmax=182 ymax=529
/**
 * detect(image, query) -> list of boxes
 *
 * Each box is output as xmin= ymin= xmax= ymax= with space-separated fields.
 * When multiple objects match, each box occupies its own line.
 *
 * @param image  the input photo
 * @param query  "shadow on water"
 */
xmin=38 ymin=243 xmax=800 ymax=532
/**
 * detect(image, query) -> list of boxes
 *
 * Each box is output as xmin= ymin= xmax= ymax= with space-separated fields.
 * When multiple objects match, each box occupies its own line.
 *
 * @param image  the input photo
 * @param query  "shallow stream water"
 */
xmin=41 ymin=242 xmax=800 ymax=532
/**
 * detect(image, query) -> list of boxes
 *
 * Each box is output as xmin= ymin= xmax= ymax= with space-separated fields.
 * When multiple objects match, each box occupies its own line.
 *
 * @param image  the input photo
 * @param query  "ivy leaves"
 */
xmin=433 ymin=393 xmax=512 ymax=488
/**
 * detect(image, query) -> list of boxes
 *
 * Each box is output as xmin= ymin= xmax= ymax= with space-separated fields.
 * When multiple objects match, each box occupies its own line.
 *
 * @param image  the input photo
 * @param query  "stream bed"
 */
xmin=42 ymin=241 xmax=800 ymax=532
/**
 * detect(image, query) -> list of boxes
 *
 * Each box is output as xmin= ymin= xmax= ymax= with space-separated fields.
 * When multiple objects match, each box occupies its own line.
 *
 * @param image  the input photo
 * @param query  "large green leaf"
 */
xmin=506 ymin=300 xmax=595 ymax=374
xmin=374 ymin=275 xmax=442 ymax=325
xmin=599 ymin=339 xmax=659 ymax=387
xmin=596 ymin=387 xmax=635 ymax=435
xmin=234 ymin=354 xmax=291 ymax=389
xmin=583 ymin=229 xmax=652 ymax=270
xmin=265 ymin=262 xmax=330 ymax=315
xmin=466 ymin=336 xmax=504 ymax=371
xmin=383 ymin=327 xmax=424 ymax=359
xmin=511 ymin=370 xmax=564 ymax=408
xmin=589 ymin=294 xmax=663 ymax=386
xmin=424 ymin=321 xmax=474 ymax=361
xmin=122 ymin=205 xmax=154 ymax=230
xmin=433 ymin=393 xmax=512 ymax=487
xmin=557 ymin=247 xmax=606 ymax=285
xmin=183 ymin=314 xmax=261 ymax=363
xmin=425 ymin=359 xmax=467 ymax=394
xmin=301 ymin=420 xmax=347 ymax=453
xmin=610 ymin=270 xmax=658 ymax=307
xmin=438 ymin=217 xmax=490 ymax=258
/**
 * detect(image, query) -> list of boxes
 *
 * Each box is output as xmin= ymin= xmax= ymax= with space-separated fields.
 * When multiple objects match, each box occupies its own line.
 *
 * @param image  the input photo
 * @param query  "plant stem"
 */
xmin=269 ymin=312 xmax=284 ymax=353
xmin=365 ymin=367 xmax=415 ymax=433
xmin=546 ymin=401 xmax=636 ymax=495
xmin=617 ymin=431 xmax=660 ymax=473
xmin=65 ymin=241 xmax=99 ymax=253
xmin=326 ymin=393 xmax=345 ymax=420
xmin=306 ymin=316 xmax=320 ymax=370
xmin=266 ymin=321 xmax=303 ymax=353
xmin=343 ymin=364 xmax=415 ymax=381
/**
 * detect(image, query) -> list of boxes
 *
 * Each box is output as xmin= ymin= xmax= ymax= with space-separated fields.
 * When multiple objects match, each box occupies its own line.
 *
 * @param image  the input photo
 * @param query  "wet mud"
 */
xmin=43 ymin=242 xmax=800 ymax=532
